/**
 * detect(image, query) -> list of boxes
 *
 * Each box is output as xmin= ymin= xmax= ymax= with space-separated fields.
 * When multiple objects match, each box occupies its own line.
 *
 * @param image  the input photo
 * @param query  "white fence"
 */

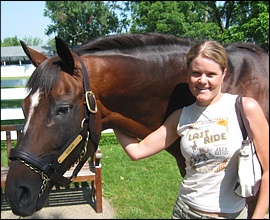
xmin=1 ymin=64 xmax=112 ymax=140
xmin=1 ymin=65 xmax=31 ymax=140
xmin=1 ymin=64 xmax=35 ymax=77
xmin=1 ymin=88 xmax=29 ymax=120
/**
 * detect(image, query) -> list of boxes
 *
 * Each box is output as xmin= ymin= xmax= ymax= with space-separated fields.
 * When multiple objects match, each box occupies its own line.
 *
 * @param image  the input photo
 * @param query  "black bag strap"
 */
xmin=235 ymin=95 xmax=252 ymax=140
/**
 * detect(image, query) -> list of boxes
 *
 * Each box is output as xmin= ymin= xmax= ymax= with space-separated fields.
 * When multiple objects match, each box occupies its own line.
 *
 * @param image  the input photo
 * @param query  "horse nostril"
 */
xmin=17 ymin=186 xmax=31 ymax=206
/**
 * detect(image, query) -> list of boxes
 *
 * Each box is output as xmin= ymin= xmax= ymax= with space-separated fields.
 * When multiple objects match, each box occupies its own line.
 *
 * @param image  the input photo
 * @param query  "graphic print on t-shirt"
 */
xmin=185 ymin=118 xmax=229 ymax=173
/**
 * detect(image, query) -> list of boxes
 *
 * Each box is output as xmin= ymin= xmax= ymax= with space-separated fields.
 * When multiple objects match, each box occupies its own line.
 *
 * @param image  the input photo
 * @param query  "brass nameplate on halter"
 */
xmin=58 ymin=135 xmax=83 ymax=164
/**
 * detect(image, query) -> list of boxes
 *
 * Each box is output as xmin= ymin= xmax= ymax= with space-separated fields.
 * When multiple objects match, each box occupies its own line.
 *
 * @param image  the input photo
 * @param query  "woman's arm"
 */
xmin=114 ymin=109 xmax=182 ymax=161
xmin=243 ymin=97 xmax=269 ymax=219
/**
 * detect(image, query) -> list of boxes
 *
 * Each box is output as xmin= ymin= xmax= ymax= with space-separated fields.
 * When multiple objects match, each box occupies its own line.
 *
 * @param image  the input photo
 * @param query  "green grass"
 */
xmin=1 ymin=141 xmax=14 ymax=165
xmin=1 ymin=100 xmax=22 ymax=108
xmin=1 ymin=119 xmax=25 ymax=125
xmin=99 ymin=133 xmax=181 ymax=219
xmin=1 ymin=76 xmax=29 ymax=80
xmin=1 ymin=97 xmax=24 ymax=125
xmin=1 ymin=133 xmax=182 ymax=219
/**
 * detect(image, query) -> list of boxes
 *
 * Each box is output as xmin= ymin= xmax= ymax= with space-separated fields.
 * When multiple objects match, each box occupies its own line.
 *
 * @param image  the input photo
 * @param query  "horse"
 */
xmin=5 ymin=33 xmax=269 ymax=217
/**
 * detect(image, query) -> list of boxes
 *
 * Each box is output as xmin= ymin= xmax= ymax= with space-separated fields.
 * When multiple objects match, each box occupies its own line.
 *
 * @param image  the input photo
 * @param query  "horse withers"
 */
xmin=5 ymin=33 xmax=269 ymax=217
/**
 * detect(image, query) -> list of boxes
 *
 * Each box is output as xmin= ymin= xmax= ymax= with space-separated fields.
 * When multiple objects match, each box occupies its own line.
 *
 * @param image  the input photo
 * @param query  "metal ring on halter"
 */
xmin=81 ymin=118 xmax=88 ymax=128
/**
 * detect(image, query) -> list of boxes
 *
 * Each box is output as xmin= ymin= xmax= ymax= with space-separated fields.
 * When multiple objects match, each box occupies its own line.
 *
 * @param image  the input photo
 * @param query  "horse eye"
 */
xmin=57 ymin=107 xmax=70 ymax=115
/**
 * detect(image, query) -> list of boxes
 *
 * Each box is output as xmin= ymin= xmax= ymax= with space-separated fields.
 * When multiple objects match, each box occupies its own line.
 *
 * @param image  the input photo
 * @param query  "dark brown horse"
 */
xmin=5 ymin=33 xmax=269 ymax=217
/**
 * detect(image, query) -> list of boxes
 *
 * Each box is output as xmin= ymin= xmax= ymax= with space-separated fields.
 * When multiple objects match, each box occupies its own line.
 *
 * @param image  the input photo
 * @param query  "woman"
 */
xmin=114 ymin=40 xmax=269 ymax=219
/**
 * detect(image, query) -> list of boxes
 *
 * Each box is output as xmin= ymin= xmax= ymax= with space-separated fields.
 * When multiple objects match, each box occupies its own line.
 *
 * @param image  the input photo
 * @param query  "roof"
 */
xmin=1 ymin=45 xmax=54 ymax=62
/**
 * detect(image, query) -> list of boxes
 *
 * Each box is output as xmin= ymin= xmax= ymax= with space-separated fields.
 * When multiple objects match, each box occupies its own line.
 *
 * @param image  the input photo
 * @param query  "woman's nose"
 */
xmin=199 ymin=74 xmax=207 ymax=83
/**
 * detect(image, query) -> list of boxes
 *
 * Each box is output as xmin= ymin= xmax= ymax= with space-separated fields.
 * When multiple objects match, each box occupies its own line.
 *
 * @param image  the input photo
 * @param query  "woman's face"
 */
xmin=188 ymin=55 xmax=226 ymax=106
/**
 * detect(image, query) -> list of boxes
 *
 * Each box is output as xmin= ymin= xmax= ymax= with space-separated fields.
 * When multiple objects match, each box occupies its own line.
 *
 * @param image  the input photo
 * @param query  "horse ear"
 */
xmin=20 ymin=40 xmax=48 ymax=67
xmin=55 ymin=37 xmax=75 ymax=73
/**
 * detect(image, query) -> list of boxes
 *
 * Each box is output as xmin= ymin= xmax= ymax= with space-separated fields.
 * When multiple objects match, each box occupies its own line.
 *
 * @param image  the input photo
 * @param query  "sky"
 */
xmin=1 ymin=1 xmax=54 ymax=44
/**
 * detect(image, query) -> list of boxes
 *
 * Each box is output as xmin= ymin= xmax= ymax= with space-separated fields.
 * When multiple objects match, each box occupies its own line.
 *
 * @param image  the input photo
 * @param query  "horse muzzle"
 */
xmin=5 ymin=160 xmax=52 ymax=217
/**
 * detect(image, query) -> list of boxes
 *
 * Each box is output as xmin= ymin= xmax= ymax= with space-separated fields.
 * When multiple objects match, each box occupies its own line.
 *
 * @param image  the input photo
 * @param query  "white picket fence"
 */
xmin=1 ymin=88 xmax=29 ymax=120
xmin=1 ymin=64 xmax=31 ymax=140
xmin=1 ymin=64 xmax=112 ymax=140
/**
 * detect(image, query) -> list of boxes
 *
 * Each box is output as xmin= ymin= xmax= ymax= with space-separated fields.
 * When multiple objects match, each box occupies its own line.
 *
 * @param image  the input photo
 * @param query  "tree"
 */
xmin=41 ymin=1 xmax=268 ymax=51
xmin=21 ymin=37 xmax=43 ymax=46
xmin=219 ymin=1 xmax=269 ymax=50
xmin=1 ymin=36 xmax=21 ymax=46
xmin=44 ymin=1 xmax=129 ymax=47
xmin=128 ymin=1 xmax=269 ymax=52
xmin=1 ymin=36 xmax=43 ymax=46
xmin=130 ymin=1 xmax=193 ymax=35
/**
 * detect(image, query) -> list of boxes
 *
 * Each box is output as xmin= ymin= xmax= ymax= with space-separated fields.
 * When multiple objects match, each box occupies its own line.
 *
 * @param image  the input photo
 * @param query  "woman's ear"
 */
xmin=222 ymin=68 xmax=227 ymax=80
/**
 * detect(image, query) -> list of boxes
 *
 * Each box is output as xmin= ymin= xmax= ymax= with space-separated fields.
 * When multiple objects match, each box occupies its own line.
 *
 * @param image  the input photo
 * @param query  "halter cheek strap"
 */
xmin=76 ymin=55 xmax=99 ymax=148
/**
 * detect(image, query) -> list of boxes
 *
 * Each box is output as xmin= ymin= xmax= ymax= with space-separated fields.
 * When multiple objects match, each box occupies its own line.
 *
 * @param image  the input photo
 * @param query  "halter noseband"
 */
xmin=9 ymin=55 xmax=99 ymax=197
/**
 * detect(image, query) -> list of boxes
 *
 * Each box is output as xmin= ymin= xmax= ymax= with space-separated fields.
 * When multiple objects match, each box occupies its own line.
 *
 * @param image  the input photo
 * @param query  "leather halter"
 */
xmin=9 ymin=55 xmax=99 ymax=196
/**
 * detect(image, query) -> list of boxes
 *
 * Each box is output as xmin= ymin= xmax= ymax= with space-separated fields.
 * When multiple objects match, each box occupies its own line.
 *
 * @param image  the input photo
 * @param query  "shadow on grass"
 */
xmin=1 ymin=182 xmax=98 ymax=212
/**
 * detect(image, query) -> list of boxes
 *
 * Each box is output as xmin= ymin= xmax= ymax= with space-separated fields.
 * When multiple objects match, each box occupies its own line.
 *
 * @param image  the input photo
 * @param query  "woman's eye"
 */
xmin=191 ymin=72 xmax=200 ymax=77
xmin=57 ymin=107 xmax=70 ymax=115
xmin=208 ymin=72 xmax=217 ymax=77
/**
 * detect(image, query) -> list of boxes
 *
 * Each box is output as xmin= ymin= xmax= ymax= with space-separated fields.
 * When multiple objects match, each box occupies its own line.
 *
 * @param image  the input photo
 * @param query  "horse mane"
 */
xmin=26 ymin=57 xmax=61 ymax=95
xmin=75 ymin=33 xmax=196 ymax=54
xmin=26 ymin=33 xmax=196 ymax=94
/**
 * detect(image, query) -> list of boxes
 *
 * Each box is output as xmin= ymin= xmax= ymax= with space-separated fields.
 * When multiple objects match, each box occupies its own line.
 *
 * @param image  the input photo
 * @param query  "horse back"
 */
xmin=224 ymin=43 xmax=269 ymax=121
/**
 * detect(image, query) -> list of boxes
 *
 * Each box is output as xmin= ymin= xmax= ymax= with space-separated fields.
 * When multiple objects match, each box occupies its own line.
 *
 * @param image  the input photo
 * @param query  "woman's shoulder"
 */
xmin=237 ymin=95 xmax=266 ymax=124
xmin=242 ymin=96 xmax=262 ymax=113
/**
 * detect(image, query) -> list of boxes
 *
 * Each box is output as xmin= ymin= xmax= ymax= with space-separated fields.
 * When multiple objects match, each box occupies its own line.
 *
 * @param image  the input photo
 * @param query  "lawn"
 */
xmin=98 ymin=133 xmax=182 ymax=219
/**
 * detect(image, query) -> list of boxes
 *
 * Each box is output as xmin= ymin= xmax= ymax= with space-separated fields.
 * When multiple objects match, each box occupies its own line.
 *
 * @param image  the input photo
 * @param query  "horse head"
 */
xmin=5 ymin=37 xmax=101 ymax=216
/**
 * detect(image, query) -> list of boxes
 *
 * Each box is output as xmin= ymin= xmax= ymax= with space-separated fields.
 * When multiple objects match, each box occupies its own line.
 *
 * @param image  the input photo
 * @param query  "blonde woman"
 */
xmin=114 ymin=40 xmax=269 ymax=219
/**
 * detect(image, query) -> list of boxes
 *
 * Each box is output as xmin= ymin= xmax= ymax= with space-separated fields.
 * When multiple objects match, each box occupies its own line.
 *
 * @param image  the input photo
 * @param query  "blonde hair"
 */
xmin=187 ymin=40 xmax=227 ymax=72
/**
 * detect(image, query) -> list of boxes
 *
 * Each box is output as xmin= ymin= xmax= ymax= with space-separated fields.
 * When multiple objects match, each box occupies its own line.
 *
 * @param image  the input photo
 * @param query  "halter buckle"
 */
xmin=85 ymin=91 xmax=98 ymax=113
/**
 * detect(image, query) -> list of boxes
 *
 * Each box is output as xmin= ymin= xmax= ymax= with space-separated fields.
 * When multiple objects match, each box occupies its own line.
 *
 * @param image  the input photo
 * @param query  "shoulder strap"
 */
xmin=235 ymin=95 xmax=248 ymax=140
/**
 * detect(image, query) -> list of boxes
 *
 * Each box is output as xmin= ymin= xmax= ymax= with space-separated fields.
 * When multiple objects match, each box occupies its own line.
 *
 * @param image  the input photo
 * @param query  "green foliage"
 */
xmin=129 ymin=1 xmax=269 ymax=52
xmin=1 ymin=35 xmax=43 ymax=46
xmin=214 ymin=1 xmax=269 ymax=50
xmin=1 ymin=100 xmax=22 ymax=108
xmin=1 ymin=120 xmax=25 ymax=126
xmin=1 ymin=36 xmax=21 ymax=46
xmin=3 ymin=1 xmax=268 ymax=51
xmin=130 ymin=1 xmax=192 ymax=35
xmin=44 ymin=1 xmax=128 ymax=47
xmin=21 ymin=36 xmax=44 ymax=46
